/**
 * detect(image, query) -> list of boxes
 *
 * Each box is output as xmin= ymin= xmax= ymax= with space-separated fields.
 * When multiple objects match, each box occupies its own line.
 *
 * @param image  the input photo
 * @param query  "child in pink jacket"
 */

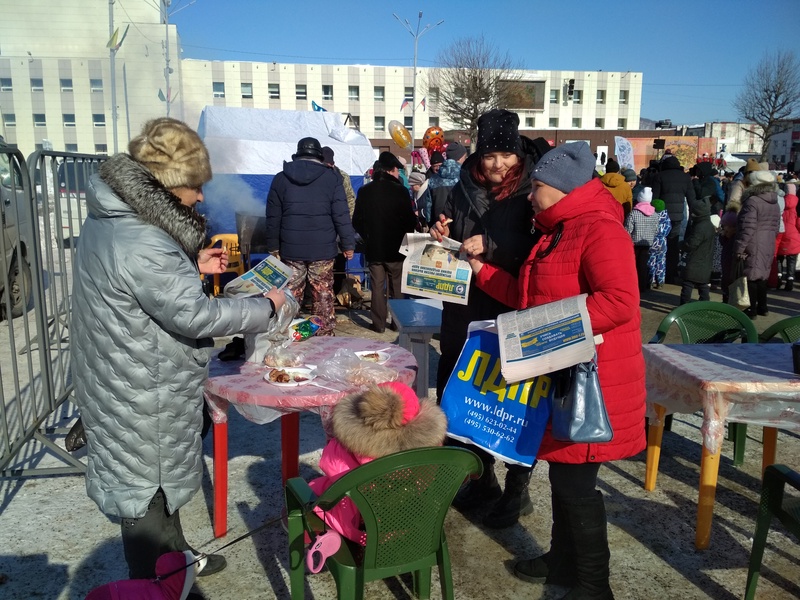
xmin=777 ymin=183 xmax=800 ymax=290
xmin=307 ymin=381 xmax=448 ymax=544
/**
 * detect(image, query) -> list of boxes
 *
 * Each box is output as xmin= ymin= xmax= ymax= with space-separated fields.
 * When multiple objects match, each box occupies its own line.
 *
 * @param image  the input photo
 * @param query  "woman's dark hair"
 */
xmin=469 ymin=158 xmax=525 ymax=201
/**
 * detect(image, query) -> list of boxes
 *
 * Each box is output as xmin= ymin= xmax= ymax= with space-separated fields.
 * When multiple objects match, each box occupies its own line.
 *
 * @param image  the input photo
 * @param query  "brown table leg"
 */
xmin=762 ymin=427 xmax=778 ymax=477
xmin=213 ymin=420 xmax=229 ymax=538
xmin=645 ymin=404 xmax=666 ymax=491
xmin=281 ymin=412 xmax=300 ymax=484
xmin=695 ymin=443 xmax=722 ymax=549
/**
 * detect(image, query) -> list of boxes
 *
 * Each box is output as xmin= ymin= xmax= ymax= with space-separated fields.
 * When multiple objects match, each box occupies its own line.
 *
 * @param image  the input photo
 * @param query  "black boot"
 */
xmin=559 ymin=492 xmax=614 ymax=600
xmin=787 ymin=279 xmax=794 ymax=292
xmin=483 ymin=464 xmax=534 ymax=529
xmin=513 ymin=492 xmax=575 ymax=585
xmin=451 ymin=455 xmax=501 ymax=510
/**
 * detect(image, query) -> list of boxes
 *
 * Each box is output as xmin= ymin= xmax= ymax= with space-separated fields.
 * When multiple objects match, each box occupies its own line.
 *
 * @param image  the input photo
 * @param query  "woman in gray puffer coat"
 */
xmin=71 ymin=118 xmax=286 ymax=580
xmin=732 ymin=168 xmax=780 ymax=318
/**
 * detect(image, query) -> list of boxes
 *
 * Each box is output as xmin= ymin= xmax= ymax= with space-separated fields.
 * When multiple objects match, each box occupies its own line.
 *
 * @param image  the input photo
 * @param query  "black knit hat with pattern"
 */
xmin=476 ymin=109 xmax=521 ymax=156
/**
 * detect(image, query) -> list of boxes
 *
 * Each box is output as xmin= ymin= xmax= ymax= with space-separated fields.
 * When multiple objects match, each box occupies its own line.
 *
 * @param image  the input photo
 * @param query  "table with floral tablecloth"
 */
xmin=204 ymin=336 xmax=417 ymax=537
xmin=642 ymin=343 xmax=800 ymax=549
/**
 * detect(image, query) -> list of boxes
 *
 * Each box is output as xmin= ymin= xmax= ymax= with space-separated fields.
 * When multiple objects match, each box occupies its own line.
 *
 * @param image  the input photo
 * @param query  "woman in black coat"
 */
xmin=430 ymin=109 xmax=550 ymax=529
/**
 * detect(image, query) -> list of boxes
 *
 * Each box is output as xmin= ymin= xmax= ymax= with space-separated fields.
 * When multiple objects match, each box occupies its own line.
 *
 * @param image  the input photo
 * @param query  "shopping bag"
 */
xmin=551 ymin=356 xmax=613 ymax=443
xmin=440 ymin=320 xmax=552 ymax=466
xmin=728 ymin=258 xmax=750 ymax=310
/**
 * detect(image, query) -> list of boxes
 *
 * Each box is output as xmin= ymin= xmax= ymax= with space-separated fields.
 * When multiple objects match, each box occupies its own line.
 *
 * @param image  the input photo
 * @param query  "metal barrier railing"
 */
xmin=0 ymin=147 xmax=104 ymax=477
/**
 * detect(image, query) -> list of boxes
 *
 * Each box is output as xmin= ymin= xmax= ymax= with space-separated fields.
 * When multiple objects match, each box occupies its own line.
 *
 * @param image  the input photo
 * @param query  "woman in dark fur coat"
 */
xmin=307 ymin=382 xmax=448 ymax=544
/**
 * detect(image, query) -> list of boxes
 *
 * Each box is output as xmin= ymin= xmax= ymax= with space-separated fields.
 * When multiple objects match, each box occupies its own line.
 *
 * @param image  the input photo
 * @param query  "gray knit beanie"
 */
xmin=531 ymin=141 xmax=595 ymax=194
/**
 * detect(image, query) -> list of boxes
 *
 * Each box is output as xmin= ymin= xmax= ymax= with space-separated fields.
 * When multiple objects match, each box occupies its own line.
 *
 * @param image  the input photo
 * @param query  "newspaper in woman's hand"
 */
xmin=223 ymin=254 xmax=293 ymax=298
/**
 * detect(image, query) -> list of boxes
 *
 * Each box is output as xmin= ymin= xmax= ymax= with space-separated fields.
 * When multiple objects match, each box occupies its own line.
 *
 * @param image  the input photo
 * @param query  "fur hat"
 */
xmin=605 ymin=158 xmax=620 ymax=173
xmin=476 ymin=109 xmax=521 ymax=156
xmin=745 ymin=158 xmax=762 ymax=173
xmin=293 ymin=137 xmax=324 ymax=161
xmin=128 ymin=118 xmax=211 ymax=190
xmin=637 ymin=187 xmax=653 ymax=204
xmin=531 ymin=141 xmax=595 ymax=194
xmin=408 ymin=171 xmax=426 ymax=186
xmin=748 ymin=169 xmax=776 ymax=186
xmin=445 ymin=141 xmax=467 ymax=162
xmin=622 ymin=168 xmax=637 ymax=182
xmin=330 ymin=382 xmax=447 ymax=459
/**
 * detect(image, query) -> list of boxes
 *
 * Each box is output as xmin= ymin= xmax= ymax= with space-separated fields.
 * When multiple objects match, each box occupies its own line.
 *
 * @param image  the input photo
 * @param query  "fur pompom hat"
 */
xmin=129 ymin=118 xmax=211 ymax=190
xmin=748 ymin=169 xmax=776 ymax=186
xmin=330 ymin=381 xmax=448 ymax=459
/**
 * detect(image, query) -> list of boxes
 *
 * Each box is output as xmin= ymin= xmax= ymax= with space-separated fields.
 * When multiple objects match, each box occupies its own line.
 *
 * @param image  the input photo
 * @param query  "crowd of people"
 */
xmin=72 ymin=112 xmax=796 ymax=600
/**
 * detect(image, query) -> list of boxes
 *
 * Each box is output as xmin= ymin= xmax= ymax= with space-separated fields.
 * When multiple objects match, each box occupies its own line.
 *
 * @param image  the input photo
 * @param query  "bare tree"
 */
xmin=733 ymin=49 xmax=800 ymax=161
xmin=426 ymin=36 xmax=524 ymax=145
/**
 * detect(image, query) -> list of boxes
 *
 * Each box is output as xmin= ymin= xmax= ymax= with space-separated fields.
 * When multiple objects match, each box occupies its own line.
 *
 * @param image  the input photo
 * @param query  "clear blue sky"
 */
xmin=170 ymin=0 xmax=799 ymax=126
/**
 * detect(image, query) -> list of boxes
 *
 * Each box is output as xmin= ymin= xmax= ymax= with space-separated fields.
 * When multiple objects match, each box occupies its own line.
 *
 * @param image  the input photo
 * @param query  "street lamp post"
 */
xmin=393 ymin=12 xmax=444 ymax=146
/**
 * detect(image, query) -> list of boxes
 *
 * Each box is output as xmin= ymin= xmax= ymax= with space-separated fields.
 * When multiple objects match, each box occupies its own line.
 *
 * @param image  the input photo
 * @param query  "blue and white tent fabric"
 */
xmin=196 ymin=106 xmax=377 ymax=236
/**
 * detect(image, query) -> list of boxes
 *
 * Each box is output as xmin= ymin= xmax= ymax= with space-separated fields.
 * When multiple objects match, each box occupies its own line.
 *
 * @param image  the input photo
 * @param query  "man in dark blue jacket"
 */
xmin=266 ymin=137 xmax=355 ymax=336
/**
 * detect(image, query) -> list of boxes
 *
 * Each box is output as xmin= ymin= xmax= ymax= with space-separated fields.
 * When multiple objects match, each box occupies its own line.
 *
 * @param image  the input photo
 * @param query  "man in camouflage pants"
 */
xmin=266 ymin=137 xmax=355 ymax=336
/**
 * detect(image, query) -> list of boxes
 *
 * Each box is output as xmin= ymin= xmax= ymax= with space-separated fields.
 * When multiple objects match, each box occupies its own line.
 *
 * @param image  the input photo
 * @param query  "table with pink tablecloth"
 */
xmin=642 ymin=343 xmax=800 ymax=549
xmin=203 ymin=336 xmax=417 ymax=538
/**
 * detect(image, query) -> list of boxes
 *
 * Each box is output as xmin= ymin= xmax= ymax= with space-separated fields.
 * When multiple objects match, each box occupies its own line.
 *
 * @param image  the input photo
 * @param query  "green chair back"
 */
xmin=759 ymin=315 xmax=800 ymax=343
xmin=649 ymin=301 xmax=759 ymax=345
xmin=745 ymin=464 xmax=800 ymax=599
xmin=285 ymin=446 xmax=483 ymax=600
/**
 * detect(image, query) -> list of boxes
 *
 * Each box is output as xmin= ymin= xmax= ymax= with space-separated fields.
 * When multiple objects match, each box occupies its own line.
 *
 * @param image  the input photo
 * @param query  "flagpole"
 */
xmin=109 ymin=0 xmax=118 ymax=153
xmin=164 ymin=0 xmax=171 ymax=117
xmin=393 ymin=12 xmax=443 ymax=147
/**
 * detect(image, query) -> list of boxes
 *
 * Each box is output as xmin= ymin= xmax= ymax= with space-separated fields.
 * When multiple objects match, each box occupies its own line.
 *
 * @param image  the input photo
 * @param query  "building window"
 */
xmin=549 ymin=117 xmax=558 ymax=128
xmin=60 ymin=78 xmax=73 ymax=92
xmin=348 ymin=86 xmax=359 ymax=101
xmin=374 ymin=86 xmax=385 ymax=101
xmin=93 ymin=113 xmax=106 ymax=127
xmin=33 ymin=114 xmax=46 ymax=127
xmin=404 ymin=87 xmax=413 ymax=101
xmin=617 ymin=118 xmax=627 ymax=129
xmin=596 ymin=89 xmax=606 ymax=104
xmin=3 ymin=113 xmax=15 ymax=127
xmin=0 ymin=77 xmax=12 ymax=92
xmin=429 ymin=117 xmax=439 ymax=127
xmin=619 ymin=90 xmax=629 ymax=105
xmin=63 ymin=113 xmax=76 ymax=127
xmin=429 ymin=87 xmax=439 ymax=103
xmin=572 ymin=90 xmax=582 ymax=104
xmin=550 ymin=89 xmax=559 ymax=104
xmin=525 ymin=116 xmax=535 ymax=128
xmin=404 ymin=116 xmax=413 ymax=132
xmin=212 ymin=81 xmax=225 ymax=98
xmin=241 ymin=82 xmax=253 ymax=99
xmin=295 ymin=84 xmax=307 ymax=100
xmin=595 ymin=118 xmax=605 ymax=129
xmin=374 ymin=116 xmax=385 ymax=131
xmin=268 ymin=83 xmax=280 ymax=99
xmin=95 ymin=144 xmax=108 ymax=154
xmin=65 ymin=143 xmax=78 ymax=152
xmin=572 ymin=117 xmax=582 ymax=128
xmin=90 ymin=78 xmax=103 ymax=92
xmin=31 ymin=78 xmax=44 ymax=91
xmin=322 ymin=85 xmax=333 ymax=101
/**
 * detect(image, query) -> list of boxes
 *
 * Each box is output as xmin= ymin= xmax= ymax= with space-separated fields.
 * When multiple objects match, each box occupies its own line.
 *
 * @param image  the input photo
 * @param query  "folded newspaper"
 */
xmin=223 ymin=254 xmax=293 ymax=298
xmin=398 ymin=233 xmax=472 ymax=305
xmin=496 ymin=294 xmax=598 ymax=383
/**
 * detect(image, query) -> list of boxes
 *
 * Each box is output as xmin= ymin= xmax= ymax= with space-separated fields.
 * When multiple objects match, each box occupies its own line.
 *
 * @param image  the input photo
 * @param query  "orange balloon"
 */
xmin=388 ymin=120 xmax=413 ymax=150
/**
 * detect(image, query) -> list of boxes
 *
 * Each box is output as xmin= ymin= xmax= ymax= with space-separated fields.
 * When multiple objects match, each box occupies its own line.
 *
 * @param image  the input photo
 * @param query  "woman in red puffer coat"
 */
xmin=777 ymin=182 xmax=800 ymax=290
xmin=465 ymin=141 xmax=645 ymax=600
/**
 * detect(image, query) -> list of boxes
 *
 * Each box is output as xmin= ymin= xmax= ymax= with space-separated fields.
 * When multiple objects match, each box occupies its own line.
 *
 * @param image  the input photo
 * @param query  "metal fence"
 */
xmin=0 ymin=147 xmax=105 ymax=477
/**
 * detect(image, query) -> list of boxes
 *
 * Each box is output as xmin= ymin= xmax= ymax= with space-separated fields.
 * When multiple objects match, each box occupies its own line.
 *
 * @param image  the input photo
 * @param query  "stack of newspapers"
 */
xmin=496 ymin=294 xmax=599 ymax=384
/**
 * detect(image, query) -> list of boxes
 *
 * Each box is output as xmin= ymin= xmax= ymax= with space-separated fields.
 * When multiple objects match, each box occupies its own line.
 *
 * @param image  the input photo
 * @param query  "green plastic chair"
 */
xmin=649 ymin=301 xmax=758 ymax=466
xmin=744 ymin=464 xmax=800 ymax=600
xmin=759 ymin=315 xmax=800 ymax=343
xmin=285 ymin=446 xmax=482 ymax=600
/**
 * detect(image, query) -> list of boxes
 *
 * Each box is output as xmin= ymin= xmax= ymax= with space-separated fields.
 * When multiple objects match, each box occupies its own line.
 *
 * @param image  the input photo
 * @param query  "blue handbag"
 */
xmin=551 ymin=356 xmax=613 ymax=443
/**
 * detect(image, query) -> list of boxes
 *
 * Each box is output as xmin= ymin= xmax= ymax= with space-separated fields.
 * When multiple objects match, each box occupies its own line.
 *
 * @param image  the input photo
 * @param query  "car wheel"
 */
xmin=1 ymin=253 xmax=32 ymax=320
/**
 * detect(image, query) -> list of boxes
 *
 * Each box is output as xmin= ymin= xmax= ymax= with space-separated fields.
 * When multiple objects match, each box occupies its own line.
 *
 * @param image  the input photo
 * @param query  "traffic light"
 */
xmin=567 ymin=79 xmax=575 ymax=99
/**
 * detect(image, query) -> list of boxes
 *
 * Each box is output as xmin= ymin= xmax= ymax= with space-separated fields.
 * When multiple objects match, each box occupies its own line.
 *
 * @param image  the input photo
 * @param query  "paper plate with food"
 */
xmin=263 ymin=367 xmax=316 ymax=387
xmin=354 ymin=350 xmax=390 ymax=365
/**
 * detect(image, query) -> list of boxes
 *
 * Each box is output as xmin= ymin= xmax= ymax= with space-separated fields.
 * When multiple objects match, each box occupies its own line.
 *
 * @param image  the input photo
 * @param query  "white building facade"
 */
xmin=1 ymin=1 xmax=643 ymax=155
